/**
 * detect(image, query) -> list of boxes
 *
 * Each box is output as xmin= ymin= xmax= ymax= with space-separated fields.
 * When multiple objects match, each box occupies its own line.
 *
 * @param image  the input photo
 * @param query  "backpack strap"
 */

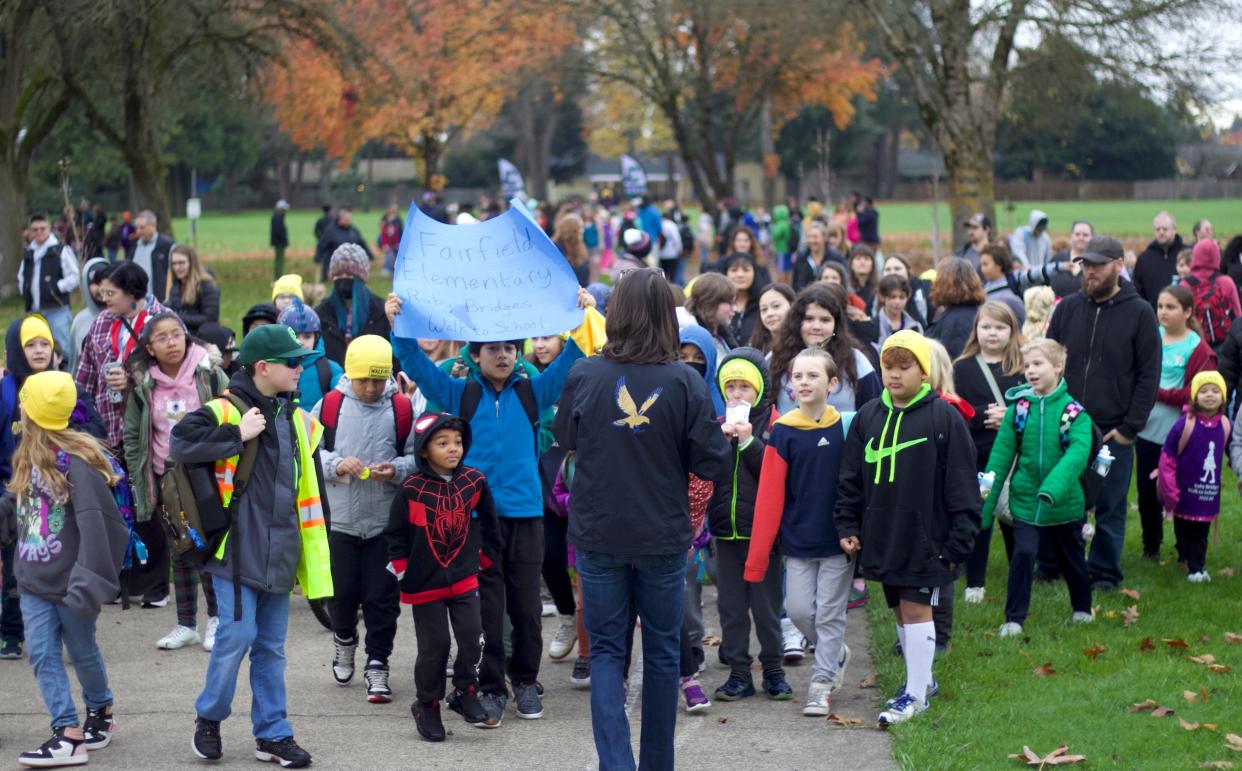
xmin=1060 ymin=400 xmax=1086 ymax=451
xmin=459 ymin=379 xmax=484 ymax=421
xmin=319 ymin=389 xmax=345 ymax=452
xmin=317 ymin=358 xmax=331 ymax=398
xmin=392 ymin=392 xmax=414 ymax=457
xmin=1012 ymin=397 xmax=1032 ymax=435
xmin=1177 ymin=415 xmax=1197 ymax=456
xmin=221 ymin=392 xmax=261 ymax=621
xmin=975 ymin=354 xmax=1005 ymax=404
xmin=458 ymin=376 xmax=540 ymax=451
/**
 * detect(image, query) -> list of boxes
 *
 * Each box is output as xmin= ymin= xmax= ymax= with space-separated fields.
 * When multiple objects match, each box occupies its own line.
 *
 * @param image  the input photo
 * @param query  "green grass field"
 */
xmin=868 ymin=477 xmax=1242 ymax=770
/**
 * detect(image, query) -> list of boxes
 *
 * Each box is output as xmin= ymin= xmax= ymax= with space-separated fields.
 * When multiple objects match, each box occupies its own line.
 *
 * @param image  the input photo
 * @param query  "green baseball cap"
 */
xmin=237 ymin=323 xmax=316 ymax=366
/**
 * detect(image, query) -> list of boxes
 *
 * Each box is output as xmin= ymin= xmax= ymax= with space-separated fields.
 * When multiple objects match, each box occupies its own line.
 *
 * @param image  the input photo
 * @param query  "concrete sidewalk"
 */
xmin=0 ymin=585 xmax=894 ymax=770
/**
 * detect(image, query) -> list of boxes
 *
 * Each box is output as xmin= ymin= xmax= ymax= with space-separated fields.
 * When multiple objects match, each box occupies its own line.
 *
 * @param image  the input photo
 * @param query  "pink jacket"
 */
xmin=1189 ymin=240 xmax=1242 ymax=318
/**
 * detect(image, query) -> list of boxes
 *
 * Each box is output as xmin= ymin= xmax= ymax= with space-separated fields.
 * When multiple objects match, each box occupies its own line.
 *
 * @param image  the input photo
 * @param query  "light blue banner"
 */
xmin=391 ymin=203 xmax=582 ymax=341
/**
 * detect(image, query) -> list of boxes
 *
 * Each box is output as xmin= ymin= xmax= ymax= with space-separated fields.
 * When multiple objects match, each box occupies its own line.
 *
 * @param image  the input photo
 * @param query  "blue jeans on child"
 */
xmin=21 ymin=593 xmax=112 ymax=729
xmin=195 ymin=575 xmax=292 ymax=740
xmin=577 ymin=549 xmax=684 ymax=771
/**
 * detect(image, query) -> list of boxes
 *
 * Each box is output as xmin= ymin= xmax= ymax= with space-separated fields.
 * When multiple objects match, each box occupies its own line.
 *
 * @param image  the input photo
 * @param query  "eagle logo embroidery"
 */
xmin=613 ymin=377 xmax=662 ymax=430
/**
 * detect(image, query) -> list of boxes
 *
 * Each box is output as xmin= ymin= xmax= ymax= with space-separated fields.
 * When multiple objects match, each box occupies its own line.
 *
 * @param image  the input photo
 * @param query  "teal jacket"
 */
xmin=980 ymin=379 xmax=1093 ymax=528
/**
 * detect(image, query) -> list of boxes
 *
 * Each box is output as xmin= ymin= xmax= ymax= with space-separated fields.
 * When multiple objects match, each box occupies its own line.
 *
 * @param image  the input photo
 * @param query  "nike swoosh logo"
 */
xmin=864 ymin=436 xmax=928 ymax=464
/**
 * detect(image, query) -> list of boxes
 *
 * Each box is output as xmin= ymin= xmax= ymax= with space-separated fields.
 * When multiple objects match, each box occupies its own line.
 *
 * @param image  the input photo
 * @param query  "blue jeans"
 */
xmin=1087 ymin=438 xmax=1134 ymax=587
xmin=40 ymin=306 xmax=72 ymax=358
xmin=578 ymin=550 xmax=684 ymax=771
xmin=21 ymin=594 xmax=112 ymax=729
xmin=195 ymin=576 xmax=292 ymax=740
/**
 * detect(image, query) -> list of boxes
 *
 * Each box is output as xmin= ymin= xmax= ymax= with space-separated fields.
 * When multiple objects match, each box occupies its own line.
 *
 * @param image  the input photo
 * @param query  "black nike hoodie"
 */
xmin=833 ymin=385 xmax=980 ymax=587
xmin=384 ymin=413 xmax=501 ymax=605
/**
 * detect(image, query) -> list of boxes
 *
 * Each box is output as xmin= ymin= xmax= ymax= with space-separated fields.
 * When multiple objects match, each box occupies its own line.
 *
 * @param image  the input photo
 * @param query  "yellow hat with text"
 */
xmin=345 ymin=335 xmax=393 ymax=381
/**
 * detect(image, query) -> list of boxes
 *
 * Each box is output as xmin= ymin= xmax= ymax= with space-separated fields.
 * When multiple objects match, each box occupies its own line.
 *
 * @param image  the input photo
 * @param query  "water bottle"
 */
xmin=1094 ymin=445 xmax=1114 ymax=477
xmin=977 ymin=470 xmax=996 ymax=500
xmin=105 ymin=361 xmax=125 ymax=403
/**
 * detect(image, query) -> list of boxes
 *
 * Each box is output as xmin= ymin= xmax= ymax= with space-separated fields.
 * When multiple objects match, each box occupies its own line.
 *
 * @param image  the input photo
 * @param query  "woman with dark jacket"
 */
xmin=164 ymin=244 xmax=220 ymax=336
xmin=553 ymin=269 xmax=730 ymax=771
xmin=721 ymin=252 xmax=768 ymax=345
xmin=315 ymin=244 xmax=390 ymax=366
xmin=926 ymin=257 xmax=986 ymax=359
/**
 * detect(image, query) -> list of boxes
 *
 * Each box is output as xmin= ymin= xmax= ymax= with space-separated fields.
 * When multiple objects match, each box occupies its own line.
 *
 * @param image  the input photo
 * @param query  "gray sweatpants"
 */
xmin=683 ymin=545 xmax=717 ymax=651
xmin=715 ymin=538 xmax=783 ymax=677
xmin=785 ymin=554 xmax=853 ymax=682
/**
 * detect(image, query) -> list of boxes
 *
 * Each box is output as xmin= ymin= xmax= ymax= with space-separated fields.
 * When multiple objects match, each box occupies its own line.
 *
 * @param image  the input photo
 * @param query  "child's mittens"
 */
xmin=386 ymin=559 xmax=408 ymax=581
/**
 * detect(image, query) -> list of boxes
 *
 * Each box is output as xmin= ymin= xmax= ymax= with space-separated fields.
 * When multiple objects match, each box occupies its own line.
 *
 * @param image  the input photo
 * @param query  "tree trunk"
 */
xmin=129 ymin=152 xmax=174 ymax=237
xmin=942 ymin=134 xmax=996 ymax=245
xmin=0 ymin=162 xmax=27 ymax=299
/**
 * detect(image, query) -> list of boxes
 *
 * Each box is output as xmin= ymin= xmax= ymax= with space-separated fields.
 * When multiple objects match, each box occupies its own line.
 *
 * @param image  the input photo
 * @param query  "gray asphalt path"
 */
xmin=0 ymin=586 xmax=894 ymax=770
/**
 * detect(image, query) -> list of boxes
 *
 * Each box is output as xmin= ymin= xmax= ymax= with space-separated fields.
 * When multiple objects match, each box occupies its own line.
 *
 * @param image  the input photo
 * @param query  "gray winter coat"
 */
xmin=312 ymin=377 xmax=419 ymax=539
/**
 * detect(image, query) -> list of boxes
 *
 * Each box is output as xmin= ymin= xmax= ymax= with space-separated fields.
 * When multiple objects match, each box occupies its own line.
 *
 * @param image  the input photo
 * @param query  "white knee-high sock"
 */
xmin=895 ymin=623 xmax=906 ymax=652
xmin=903 ymin=620 xmax=936 ymax=703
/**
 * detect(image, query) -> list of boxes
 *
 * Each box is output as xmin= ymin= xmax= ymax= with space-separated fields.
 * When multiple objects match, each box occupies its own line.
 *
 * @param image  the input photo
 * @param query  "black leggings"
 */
xmin=1174 ymin=517 xmax=1212 ymax=573
xmin=541 ymin=511 xmax=576 ymax=616
xmin=964 ymin=522 xmax=1016 ymax=586
xmin=1135 ymin=438 xmax=1165 ymax=556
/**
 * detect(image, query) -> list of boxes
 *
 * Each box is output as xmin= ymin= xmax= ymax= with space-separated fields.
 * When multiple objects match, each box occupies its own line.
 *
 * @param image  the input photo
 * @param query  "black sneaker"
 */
xmin=412 ymin=701 xmax=445 ymax=742
xmin=714 ymin=673 xmax=756 ymax=701
xmin=0 ymin=638 xmax=23 ymax=659
xmin=19 ymin=727 xmax=88 ymax=767
xmin=479 ymin=692 xmax=506 ymax=728
xmin=255 ymin=736 xmax=311 ymax=768
xmin=446 ymin=685 xmax=488 ymax=724
xmin=570 ymin=656 xmax=591 ymax=687
xmin=82 ymin=705 xmax=116 ymax=750
xmin=762 ymin=672 xmax=794 ymax=701
xmin=191 ymin=718 xmax=222 ymax=761
xmin=363 ymin=661 xmax=392 ymax=703
xmin=514 ymin=682 xmax=543 ymax=719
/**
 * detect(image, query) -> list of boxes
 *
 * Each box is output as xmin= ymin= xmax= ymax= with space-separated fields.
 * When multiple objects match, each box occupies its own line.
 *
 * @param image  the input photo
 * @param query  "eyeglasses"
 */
xmin=170 ymin=260 xmax=190 ymax=268
xmin=265 ymin=357 xmax=304 ymax=369
xmin=149 ymin=330 xmax=185 ymax=346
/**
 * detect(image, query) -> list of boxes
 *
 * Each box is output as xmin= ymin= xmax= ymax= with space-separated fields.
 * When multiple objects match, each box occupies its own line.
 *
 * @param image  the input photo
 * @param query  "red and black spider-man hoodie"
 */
xmin=383 ymin=413 xmax=502 ymax=605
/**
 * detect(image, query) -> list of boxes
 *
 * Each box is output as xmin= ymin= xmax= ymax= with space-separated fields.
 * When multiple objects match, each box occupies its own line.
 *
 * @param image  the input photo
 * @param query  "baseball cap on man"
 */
xmin=962 ymin=212 xmax=992 ymax=230
xmin=1075 ymin=235 xmax=1124 ymax=264
xmin=237 ymin=324 xmax=316 ymax=366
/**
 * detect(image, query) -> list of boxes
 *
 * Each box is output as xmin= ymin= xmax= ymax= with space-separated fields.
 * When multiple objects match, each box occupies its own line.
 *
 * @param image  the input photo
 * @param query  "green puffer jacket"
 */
xmin=980 ymin=378 xmax=1093 ymax=529
xmin=123 ymin=346 xmax=229 ymax=521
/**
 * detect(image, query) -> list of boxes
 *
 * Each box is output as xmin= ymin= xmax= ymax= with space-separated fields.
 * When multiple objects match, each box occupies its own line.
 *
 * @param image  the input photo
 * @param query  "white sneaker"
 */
xmin=827 ymin=642 xmax=852 ymax=693
xmin=1070 ymin=611 xmax=1094 ymax=624
xmin=781 ymin=618 xmax=806 ymax=663
xmin=963 ymin=586 xmax=985 ymax=604
xmin=1188 ymin=571 xmax=1211 ymax=583
xmin=541 ymin=602 xmax=557 ymax=617
xmin=878 ymin=693 xmax=928 ymax=726
xmin=202 ymin=617 xmax=219 ymax=651
xmin=549 ymin=615 xmax=577 ymax=660
xmin=156 ymin=625 xmax=201 ymax=650
xmin=802 ymin=677 xmax=831 ymax=716
xmin=332 ymin=635 xmax=357 ymax=685
xmin=998 ymin=622 xmax=1023 ymax=637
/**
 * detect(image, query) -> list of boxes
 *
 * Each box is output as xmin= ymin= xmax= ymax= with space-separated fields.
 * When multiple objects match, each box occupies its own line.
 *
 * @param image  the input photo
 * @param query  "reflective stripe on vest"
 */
xmin=202 ymin=397 xmax=333 ymax=599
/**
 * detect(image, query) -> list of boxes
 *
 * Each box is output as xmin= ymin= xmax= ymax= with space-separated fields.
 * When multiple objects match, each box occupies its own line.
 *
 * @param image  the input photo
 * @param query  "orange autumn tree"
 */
xmin=265 ymin=0 xmax=573 ymax=178
xmin=571 ymin=0 xmax=883 ymax=210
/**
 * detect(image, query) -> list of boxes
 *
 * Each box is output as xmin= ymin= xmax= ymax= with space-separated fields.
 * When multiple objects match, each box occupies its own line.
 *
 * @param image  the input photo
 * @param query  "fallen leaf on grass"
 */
xmin=1218 ymin=567 xmax=1237 ymax=577
xmin=1199 ymin=761 xmax=1234 ymax=769
xmin=1208 ymin=664 xmax=1233 ymax=674
xmin=1103 ymin=610 xmax=1118 ymax=619
xmin=1082 ymin=645 xmax=1107 ymax=659
xmin=858 ymin=673 xmax=876 ymax=689
xmin=1227 ymin=733 xmax=1242 ymax=751
xmin=1130 ymin=699 xmax=1159 ymax=712
xmin=827 ymin=713 xmax=864 ymax=726
xmin=1153 ymin=706 xmax=1176 ymax=717
xmin=1165 ymin=638 xmax=1191 ymax=649
xmin=1008 ymin=744 xmax=1086 ymax=766
xmin=1140 ymin=637 xmax=1156 ymax=651
xmin=702 ymin=635 xmax=721 ymax=646
xmin=1120 ymin=587 xmax=1141 ymax=600
xmin=1032 ymin=661 xmax=1057 ymax=676
xmin=1124 ymin=605 xmax=1140 ymax=627
xmin=1181 ymin=718 xmax=1217 ymax=731
xmin=1189 ymin=654 xmax=1218 ymax=665
xmin=1225 ymin=632 xmax=1242 ymax=644
xmin=1186 ymin=690 xmax=1202 ymax=702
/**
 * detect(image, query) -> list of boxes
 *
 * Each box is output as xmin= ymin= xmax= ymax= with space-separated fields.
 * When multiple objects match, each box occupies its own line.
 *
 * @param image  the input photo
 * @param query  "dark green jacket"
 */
xmin=980 ymin=379 xmax=1092 ymax=529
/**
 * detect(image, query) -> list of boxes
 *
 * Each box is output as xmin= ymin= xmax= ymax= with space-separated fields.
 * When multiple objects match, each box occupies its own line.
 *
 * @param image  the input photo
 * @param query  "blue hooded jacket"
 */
xmin=296 ymin=338 xmax=344 ymax=411
xmin=679 ymin=325 xmax=726 ymax=418
xmin=393 ymin=335 xmax=583 ymax=518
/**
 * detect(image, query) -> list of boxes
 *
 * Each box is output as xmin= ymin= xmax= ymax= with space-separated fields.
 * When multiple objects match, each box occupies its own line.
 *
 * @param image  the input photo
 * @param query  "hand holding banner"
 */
xmin=390 ymin=203 xmax=583 ymax=341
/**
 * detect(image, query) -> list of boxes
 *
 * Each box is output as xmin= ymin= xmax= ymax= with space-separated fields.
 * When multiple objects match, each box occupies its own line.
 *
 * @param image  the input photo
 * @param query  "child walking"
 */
xmin=313 ymin=335 xmax=417 ymax=702
xmin=550 ymin=452 xmax=591 ymax=686
xmin=952 ymin=301 xmax=1026 ymax=603
xmin=122 ymin=312 xmax=228 ymax=652
xmin=7 ymin=371 xmax=130 ymax=767
xmin=1170 ymin=372 xmax=1231 ymax=582
xmin=384 ymin=414 xmax=501 ymax=742
xmin=980 ymin=339 xmax=1094 ymax=637
xmin=746 ymin=348 xmax=853 ymax=716
xmin=835 ymin=330 xmax=979 ymax=726
xmin=710 ymin=349 xmax=792 ymax=702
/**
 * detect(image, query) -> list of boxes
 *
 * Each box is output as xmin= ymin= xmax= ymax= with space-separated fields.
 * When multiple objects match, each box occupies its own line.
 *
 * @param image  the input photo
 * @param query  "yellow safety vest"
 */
xmin=204 ymin=397 xmax=333 ymax=600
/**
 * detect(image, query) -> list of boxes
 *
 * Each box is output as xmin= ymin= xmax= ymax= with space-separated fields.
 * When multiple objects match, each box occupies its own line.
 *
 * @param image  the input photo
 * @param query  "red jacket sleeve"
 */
xmin=1221 ymin=275 xmax=1242 ymax=318
xmin=744 ymin=444 xmax=788 ymax=582
xmin=1158 ymin=339 xmax=1217 ymax=406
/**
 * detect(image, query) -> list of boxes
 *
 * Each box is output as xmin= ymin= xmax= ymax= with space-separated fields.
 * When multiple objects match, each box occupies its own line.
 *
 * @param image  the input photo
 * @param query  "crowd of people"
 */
xmin=1 ymin=195 xmax=1239 ymax=770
